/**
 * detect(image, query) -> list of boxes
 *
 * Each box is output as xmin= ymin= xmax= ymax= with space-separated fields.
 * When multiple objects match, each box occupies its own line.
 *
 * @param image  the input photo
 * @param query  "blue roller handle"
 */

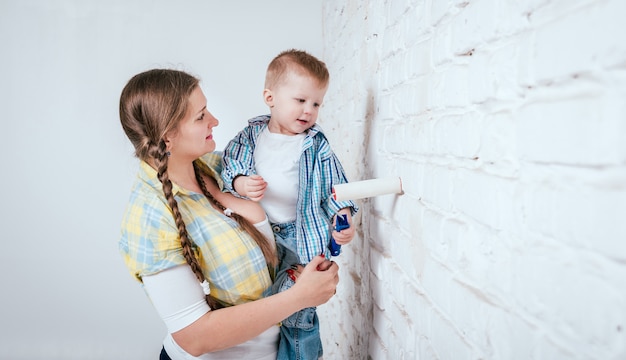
xmin=329 ymin=214 xmax=350 ymax=256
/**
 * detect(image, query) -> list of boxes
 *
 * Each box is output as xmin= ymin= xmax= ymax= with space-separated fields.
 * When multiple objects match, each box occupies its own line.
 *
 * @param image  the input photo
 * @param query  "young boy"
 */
xmin=221 ymin=49 xmax=359 ymax=360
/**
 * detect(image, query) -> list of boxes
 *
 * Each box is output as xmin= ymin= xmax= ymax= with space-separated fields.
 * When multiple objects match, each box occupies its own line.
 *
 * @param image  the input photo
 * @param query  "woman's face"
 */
xmin=166 ymin=87 xmax=219 ymax=161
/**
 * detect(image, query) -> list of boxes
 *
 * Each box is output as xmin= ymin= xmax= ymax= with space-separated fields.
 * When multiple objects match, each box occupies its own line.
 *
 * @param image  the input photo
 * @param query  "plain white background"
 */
xmin=0 ymin=1 xmax=322 ymax=358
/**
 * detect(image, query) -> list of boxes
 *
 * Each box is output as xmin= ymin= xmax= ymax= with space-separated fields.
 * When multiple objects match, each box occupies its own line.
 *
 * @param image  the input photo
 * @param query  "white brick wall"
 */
xmin=319 ymin=1 xmax=626 ymax=359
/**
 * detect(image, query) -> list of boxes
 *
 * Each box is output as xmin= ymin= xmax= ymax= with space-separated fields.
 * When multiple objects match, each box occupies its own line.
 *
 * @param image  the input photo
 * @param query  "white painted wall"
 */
xmin=319 ymin=0 xmax=626 ymax=359
xmin=0 ymin=1 xmax=321 ymax=358
xmin=6 ymin=1 xmax=625 ymax=359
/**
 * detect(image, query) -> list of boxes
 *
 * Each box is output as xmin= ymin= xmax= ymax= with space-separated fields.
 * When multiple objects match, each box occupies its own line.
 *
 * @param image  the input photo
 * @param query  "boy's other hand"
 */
xmin=234 ymin=174 xmax=267 ymax=201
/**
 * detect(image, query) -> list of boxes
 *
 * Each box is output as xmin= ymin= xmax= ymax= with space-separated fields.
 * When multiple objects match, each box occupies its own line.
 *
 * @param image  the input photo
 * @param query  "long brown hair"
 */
xmin=119 ymin=69 xmax=277 ymax=309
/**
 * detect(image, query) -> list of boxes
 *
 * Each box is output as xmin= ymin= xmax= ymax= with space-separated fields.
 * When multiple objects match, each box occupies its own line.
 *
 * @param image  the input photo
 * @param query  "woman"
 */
xmin=118 ymin=69 xmax=338 ymax=359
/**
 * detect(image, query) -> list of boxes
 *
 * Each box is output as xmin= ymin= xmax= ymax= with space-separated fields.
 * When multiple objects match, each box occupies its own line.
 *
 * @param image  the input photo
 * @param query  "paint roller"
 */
xmin=332 ymin=177 xmax=404 ymax=202
xmin=329 ymin=177 xmax=404 ymax=255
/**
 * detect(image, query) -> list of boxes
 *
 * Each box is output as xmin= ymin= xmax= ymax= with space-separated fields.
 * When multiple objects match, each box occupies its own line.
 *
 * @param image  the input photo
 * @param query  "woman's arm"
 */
xmin=142 ymin=265 xmax=211 ymax=334
xmin=172 ymin=255 xmax=337 ymax=356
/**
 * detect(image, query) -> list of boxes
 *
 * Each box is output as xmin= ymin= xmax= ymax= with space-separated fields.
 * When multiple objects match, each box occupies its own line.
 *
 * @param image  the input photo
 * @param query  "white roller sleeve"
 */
xmin=332 ymin=177 xmax=403 ymax=201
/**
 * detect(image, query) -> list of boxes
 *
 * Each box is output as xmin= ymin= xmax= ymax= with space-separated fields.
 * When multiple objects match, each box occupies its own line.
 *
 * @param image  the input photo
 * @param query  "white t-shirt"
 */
xmin=162 ymin=328 xmax=279 ymax=360
xmin=254 ymin=127 xmax=305 ymax=224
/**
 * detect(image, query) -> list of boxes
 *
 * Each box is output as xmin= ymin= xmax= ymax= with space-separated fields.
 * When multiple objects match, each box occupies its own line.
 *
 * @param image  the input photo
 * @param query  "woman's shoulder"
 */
xmin=120 ymin=179 xmax=184 ymax=279
xmin=199 ymin=152 xmax=222 ymax=170
xmin=197 ymin=152 xmax=225 ymax=187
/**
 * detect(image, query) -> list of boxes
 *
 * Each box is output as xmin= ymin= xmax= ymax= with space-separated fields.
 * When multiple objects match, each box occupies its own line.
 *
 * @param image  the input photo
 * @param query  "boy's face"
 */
xmin=264 ymin=71 xmax=328 ymax=136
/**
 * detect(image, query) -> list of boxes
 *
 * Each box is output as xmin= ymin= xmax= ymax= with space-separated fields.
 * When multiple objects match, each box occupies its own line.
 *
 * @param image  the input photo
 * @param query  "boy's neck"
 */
xmin=266 ymin=119 xmax=311 ymax=136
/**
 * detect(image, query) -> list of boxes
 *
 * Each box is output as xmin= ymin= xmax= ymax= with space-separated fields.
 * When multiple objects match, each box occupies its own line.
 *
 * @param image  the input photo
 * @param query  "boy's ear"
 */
xmin=263 ymin=89 xmax=274 ymax=107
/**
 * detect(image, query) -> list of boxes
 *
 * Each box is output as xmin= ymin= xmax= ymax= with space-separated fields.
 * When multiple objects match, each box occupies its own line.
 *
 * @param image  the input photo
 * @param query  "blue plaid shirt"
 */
xmin=222 ymin=115 xmax=358 ymax=263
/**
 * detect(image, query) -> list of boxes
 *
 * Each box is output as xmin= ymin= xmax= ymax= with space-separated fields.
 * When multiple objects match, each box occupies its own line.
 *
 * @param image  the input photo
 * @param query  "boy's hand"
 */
xmin=331 ymin=209 xmax=355 ymax=245
xmin=234 ymin=175 xmax=267 ymax=202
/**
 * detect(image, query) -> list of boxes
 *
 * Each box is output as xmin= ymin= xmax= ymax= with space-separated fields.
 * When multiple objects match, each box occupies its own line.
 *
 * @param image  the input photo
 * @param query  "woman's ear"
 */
xmin=263 ymin=89 xmax=274 ymax=107
xmin=163 ymin=133 xmax=173 ymax=152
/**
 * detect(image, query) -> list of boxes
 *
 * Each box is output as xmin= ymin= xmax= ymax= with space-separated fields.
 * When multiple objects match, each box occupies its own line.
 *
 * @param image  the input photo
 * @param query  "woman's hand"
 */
xmin=288 ymin=255 xmax=338 ymax=308
xmin=286 ymin=257 xmax=334 ymax=281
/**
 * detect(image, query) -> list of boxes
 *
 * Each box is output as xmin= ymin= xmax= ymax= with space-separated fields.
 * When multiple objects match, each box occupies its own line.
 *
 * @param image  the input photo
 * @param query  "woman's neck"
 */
xmin=166 ymin=159 xmax=201 ymax=193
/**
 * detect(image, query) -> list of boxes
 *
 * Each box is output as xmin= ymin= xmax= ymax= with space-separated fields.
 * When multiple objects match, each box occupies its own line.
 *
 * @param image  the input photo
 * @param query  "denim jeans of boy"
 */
xmin=272 ymin=222 xmax=324 ymax=360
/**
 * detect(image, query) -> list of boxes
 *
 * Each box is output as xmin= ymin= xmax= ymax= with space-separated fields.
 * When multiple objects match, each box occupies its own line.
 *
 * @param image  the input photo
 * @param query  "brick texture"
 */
xmin=319 ymin=1 xmax=626 ymax=359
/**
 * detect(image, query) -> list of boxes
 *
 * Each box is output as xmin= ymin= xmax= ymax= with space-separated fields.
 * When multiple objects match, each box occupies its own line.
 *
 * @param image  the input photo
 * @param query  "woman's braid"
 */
xmin=193 ymin=162 xmax=277 ymax=267
xmin=156 ymin=142 xmax=222 ymax=309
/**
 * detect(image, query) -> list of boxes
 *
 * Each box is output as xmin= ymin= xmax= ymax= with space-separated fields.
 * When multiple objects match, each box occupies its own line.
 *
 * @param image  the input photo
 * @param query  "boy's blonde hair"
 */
xmin=265 ymin=49 xmax=329 ymax=89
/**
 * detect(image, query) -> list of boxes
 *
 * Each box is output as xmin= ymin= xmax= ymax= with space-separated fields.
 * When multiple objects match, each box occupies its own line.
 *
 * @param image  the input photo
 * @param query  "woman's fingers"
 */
xmin=316 ymin=259 xmax=334 ymax=271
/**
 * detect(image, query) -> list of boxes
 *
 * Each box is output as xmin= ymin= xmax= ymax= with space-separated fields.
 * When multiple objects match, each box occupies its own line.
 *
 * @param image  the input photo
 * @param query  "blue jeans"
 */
xmin=272 ymin=222 xmax=323 ymax=360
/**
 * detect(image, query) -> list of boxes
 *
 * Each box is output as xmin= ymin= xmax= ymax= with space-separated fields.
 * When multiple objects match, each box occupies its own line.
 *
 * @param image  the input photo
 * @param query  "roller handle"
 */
xmin=328 ymin=214 xmax=350 ymax=256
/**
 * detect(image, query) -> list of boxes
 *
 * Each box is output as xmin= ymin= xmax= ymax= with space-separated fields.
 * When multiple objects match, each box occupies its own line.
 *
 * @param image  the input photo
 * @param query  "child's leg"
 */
xmin=277 ymin=305 xmax=323 ymax=360
xmin=271 ymin=222 xmax=300 ymax=295
xmin=272 ymin=223 xmax=324 ymax=360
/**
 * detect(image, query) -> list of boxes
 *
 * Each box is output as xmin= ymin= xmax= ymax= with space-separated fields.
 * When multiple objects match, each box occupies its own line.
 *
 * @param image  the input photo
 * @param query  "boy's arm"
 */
xmin=314 ymin=132 xmax=359 ymax=250
xmin=323 ymin=152 xmax=359 ymax=217
xmin=221 ymin=129 xmax=256 ymax=195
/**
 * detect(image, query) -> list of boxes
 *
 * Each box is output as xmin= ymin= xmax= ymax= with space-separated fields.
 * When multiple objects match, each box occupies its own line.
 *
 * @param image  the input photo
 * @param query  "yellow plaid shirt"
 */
xmin=119 ymin=153 xmax=272 ymax=306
